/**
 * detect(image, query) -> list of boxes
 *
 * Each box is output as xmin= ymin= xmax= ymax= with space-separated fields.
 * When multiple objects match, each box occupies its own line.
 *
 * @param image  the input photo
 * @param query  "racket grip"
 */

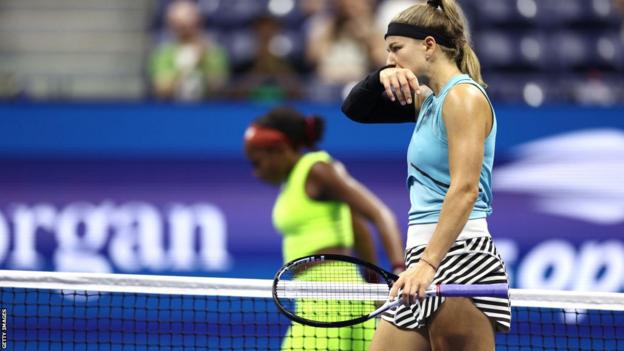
xmin=369 ymin=298 xmax=404 ymax=318
xmin=435 ymin=283 xmax=508 ymax=298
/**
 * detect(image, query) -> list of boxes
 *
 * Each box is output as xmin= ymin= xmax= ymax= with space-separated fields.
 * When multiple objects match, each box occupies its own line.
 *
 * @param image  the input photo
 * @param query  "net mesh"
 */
xmin=1 ymin=270 xmax=623 ymax=350
xmin=4 ymin=288 xmax=287 ymax=350
xmin=504 ymin=307 xmax=623 ymax=350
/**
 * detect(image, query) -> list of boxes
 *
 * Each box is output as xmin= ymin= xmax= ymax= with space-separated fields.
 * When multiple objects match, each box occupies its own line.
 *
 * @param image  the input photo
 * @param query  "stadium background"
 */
xmin=0 ymin=0 xmax=622 ymax=297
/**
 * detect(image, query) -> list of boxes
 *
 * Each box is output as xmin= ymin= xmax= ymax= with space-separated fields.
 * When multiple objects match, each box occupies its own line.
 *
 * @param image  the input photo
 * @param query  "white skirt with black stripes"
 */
xmin=381 ymin=236 xmax=512 ymax=332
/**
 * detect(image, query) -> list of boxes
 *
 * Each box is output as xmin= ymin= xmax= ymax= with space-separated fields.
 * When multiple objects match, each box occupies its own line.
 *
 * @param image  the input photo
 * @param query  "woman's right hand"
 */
xmin=379 ymin=67 xmax=421 ymax=106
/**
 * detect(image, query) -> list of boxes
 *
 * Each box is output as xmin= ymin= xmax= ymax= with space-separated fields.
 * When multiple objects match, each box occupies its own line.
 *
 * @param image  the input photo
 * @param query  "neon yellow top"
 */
xmin=272 ymin=151 xmax=354 ymax=263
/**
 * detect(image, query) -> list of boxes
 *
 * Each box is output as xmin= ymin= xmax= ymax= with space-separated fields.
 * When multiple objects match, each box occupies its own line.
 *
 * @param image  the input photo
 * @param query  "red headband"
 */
xmin=244 ymin=124 xmax=292 ymax=148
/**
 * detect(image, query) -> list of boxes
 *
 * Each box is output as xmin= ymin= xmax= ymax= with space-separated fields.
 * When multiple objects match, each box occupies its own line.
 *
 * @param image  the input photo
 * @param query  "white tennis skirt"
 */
xmin=381 ymin=236 xmax=512 ymax=332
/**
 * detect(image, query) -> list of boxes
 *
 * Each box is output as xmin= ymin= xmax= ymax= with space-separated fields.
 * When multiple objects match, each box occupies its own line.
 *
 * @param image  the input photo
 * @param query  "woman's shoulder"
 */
xmin=444 ymin=80 xmax=490 ymax=110
xmin=293 ymin=151 xmax=333 ymax=180
xmin=441 ymin=84 xmax=493 ymax=132
xmin=303 ymin=150 xmax=332 ymax=162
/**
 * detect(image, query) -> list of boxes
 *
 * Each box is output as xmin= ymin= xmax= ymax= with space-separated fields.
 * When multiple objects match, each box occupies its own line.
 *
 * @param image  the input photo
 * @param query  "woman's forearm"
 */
xmin=422 ymin=186 xmax=478 ymax=267
xmin=352 ymin=211 xmax=379 ymax=265
xmin=341 ymin=69 xmax=416 ymax=124
xmin=372 ymin=207 xmax=406 ymax=268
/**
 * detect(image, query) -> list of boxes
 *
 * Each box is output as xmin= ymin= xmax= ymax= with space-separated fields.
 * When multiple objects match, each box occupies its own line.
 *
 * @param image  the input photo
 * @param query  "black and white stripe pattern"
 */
xmin=382 ymin=236 xmax=511 ymax=332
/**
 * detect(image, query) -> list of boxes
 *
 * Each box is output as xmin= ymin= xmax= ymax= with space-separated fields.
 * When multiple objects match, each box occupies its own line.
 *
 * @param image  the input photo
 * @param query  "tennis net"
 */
xmin=0 ymin=270 xmax=622 ymax=350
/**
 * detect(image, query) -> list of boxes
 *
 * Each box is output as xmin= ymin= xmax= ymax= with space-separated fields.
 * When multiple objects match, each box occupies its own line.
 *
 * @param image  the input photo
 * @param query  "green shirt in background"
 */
xmin=272 ymin=151 xmax=354 ymax=263
xmin=150 ymin=42 xmax=229 ymax=100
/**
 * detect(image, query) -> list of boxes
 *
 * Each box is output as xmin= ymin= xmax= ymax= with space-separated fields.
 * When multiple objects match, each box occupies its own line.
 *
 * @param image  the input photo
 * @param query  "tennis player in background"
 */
xmin=244 ymin=106 xmax=405 ymax=350
xmin=342 ymin=0 xmax=511 ymax=350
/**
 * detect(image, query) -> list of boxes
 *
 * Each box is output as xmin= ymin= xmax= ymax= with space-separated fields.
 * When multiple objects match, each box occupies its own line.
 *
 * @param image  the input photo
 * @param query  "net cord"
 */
xmin=0 ymin=269 xmax=273 ymax=298
xmin=1 ymin=270 xmax=623 ymax=311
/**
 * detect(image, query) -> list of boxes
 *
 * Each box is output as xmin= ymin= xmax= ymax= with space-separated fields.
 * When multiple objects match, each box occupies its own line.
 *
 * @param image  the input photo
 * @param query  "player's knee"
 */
xmin=429 ymin=328 xmax=479 ymax=351
xmin=429 ymin=301 xmax=491 ymax=350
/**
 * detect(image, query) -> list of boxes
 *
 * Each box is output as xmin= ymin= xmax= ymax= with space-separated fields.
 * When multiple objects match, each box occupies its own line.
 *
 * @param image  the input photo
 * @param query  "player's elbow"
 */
xmin=341 ymin=98 xmax=363 ymax=123
xmin=463 ymin=185 xmax=480 ymax=203
xmin=341 ymin=92 xmax=374 ymax=123
xmin=375 ymin=205 xmax=399 ymax=228
xmin=451 ymin=183 xmax=479 ymax=204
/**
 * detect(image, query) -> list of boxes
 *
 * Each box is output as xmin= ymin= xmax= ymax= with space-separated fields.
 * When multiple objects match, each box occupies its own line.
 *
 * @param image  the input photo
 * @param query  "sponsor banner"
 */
xmin=0 ymin=150 xmax=621 ymax=292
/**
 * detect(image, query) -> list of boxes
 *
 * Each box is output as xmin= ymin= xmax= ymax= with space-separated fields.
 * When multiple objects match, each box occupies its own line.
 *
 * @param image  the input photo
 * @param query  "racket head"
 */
xmin=272 ymin=254 xmax=399 ymax=327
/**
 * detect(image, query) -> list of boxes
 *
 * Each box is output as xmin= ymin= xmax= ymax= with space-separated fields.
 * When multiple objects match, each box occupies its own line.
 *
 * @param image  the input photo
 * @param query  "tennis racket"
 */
xmin=272 ymin=254 xmax=508 ymax=328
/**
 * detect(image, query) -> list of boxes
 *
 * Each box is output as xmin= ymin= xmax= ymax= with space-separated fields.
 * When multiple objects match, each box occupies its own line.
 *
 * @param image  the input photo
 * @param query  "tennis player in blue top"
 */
xmin=342 ymin=0 xmax=511 ymax=350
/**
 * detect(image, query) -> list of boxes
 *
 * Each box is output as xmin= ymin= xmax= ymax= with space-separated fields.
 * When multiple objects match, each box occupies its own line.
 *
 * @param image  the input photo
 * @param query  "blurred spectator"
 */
xmin=616 ymin=0 xmax=624 ymax=42
xmin=232 ymin=15 xmax=302 ymax=102
xmin=299 ymin=0 xmax=330 ymax=18
xmin=0 ymin=73 xmax=19 ymax=99
xmin=305 ymin=0 xmax=386 ymax=86
xmin=150 ymin=0 xmax=229 ymax=101
xmin=572 ymin=71 xmax=618 ymax=106
xmin=375 ymin=0 xmax=418 ymax=31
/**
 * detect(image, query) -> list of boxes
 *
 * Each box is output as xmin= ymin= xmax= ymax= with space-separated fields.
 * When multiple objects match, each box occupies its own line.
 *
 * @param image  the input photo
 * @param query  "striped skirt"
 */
xmin=381 ymin=236 xmax=511 ymax=332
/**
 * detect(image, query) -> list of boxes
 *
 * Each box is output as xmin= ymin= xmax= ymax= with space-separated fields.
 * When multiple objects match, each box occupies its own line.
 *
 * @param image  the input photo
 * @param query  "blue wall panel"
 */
xmin=0 ymin=103 xmax=621 ymax=158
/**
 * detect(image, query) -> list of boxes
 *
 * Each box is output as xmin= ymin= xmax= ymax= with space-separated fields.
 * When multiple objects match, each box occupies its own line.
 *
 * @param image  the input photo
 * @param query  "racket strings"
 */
xmin=276 ymin=260 xmax=388 ymax=323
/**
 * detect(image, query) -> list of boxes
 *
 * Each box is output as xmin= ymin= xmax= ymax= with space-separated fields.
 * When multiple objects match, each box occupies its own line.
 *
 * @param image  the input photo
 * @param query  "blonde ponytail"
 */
xmin=392 ymin=0 xmax=486 ymax=87
xmin=458 ymin=41 xmax=486 ymax=87
xmin=439 ymin=0 xmax=485 ymax=87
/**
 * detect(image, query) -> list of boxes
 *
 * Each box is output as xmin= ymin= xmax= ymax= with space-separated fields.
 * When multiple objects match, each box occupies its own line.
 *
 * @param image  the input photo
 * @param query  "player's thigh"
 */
xmin=428 ymin=297 xmax=495 ymax=351
xmin=369 ymin=319 xmax=431 ymax=351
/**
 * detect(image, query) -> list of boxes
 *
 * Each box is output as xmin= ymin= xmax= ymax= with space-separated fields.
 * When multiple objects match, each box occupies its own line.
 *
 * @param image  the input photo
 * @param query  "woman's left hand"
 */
xmin=388 ymin=260 xmax=436 ymax=306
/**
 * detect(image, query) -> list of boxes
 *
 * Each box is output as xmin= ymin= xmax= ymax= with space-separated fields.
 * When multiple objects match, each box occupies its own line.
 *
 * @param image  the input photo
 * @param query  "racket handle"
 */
xmin=429 ymin=283 xmax=509 ymax=298
xmin=369 ymin=298 xmax=403 ymax=318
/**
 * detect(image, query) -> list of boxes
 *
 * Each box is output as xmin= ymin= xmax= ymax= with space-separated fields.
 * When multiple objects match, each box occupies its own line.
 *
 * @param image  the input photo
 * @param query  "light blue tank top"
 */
xmin=407 ymin=74 xmax=496 ymax=224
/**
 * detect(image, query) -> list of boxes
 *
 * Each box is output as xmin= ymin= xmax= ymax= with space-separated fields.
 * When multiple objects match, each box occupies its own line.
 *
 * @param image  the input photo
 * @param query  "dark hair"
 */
xmin=254 ymin=107 xmax=325 ymax=149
